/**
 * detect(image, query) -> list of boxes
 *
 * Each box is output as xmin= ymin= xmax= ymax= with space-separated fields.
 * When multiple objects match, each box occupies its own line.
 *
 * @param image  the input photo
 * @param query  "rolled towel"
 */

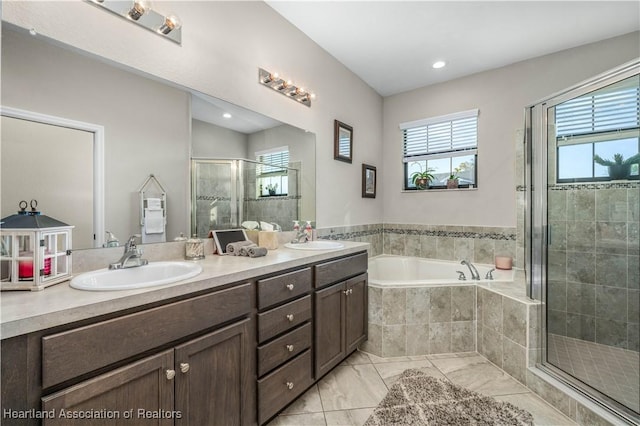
xmin=247 ymin=246 xmax=268 ymax=258
xmin=238 ymin=243 xmax=258 ymax=257
xmin=226 ymin=240 xmax=253 ymax=255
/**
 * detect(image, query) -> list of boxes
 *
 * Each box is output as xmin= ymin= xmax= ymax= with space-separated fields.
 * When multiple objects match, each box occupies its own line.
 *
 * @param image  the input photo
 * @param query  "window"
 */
xmin=256 ymin=147 xmax=289 ymax=196
xmin=400 ymin=109 xmax=478 ymax=189
xmin=556 ymin=75 xmax=640 ymax=182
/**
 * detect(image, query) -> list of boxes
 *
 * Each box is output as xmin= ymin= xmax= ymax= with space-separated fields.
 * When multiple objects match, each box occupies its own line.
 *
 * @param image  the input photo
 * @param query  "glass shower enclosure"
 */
xmin=526 ymin=61 xmax=639 ymax=423
xmin=191 ymin=158 xmax=300 ymax=238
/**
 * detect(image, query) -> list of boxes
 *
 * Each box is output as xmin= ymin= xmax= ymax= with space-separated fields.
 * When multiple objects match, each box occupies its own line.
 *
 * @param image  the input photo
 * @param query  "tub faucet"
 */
xmin=461 ymin=260 xmax=480 ymax=280
xmin=109 ymin=235 xmax=148 ymax=270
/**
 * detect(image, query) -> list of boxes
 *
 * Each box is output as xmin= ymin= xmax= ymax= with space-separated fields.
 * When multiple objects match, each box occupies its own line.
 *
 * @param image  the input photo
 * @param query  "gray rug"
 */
xmin=364 ymin=369 xmax=534 ymax=426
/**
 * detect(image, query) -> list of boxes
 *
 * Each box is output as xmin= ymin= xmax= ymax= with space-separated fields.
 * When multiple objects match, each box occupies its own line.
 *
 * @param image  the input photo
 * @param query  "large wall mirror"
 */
xmin=0 ymin=25 xmax=316 ymax=250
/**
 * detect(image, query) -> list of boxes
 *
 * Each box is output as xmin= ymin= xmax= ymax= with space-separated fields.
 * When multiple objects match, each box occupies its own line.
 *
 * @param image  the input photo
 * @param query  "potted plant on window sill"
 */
xmin=446 ymin=173 xmax=459 ymax=189
xmin=410 ymin=164 xmax=435 ymax=190
xmin=266 ymin=183 xmax=278 ymax=196
xmin=593 ymin=153 xmax=640 ymax=180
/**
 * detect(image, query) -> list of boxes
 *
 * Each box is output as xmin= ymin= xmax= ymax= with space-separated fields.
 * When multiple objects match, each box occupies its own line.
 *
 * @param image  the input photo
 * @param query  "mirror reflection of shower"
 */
xmin=191 ymin=158 xmax=300 ymax=238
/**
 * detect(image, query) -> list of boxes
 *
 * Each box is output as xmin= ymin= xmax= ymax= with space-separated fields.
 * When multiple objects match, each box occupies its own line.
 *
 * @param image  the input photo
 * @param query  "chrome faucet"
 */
xmin=290 ymin=230 xmax=309 ymax=244
xmin=460 ymin=260 xmax=480 ymax=280
xmin=108 ymin=235 xmax=149 ymax=270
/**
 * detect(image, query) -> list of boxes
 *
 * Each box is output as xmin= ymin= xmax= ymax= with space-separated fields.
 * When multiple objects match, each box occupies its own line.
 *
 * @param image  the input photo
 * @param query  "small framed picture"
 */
xmin=334 ymin=120 xmax=353 ymax=163
xmin=362 ymin=164 xmax=376 ymax=198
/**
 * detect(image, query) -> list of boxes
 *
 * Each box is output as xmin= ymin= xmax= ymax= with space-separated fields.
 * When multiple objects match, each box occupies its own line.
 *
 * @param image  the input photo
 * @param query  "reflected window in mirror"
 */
xmin=256 ymin=147 xmax=289 ymax=197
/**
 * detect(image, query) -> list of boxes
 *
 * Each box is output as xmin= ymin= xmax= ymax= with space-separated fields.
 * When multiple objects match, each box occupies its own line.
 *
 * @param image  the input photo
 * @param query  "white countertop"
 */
xmin=0 ymin=242 xmax=369 ymax=339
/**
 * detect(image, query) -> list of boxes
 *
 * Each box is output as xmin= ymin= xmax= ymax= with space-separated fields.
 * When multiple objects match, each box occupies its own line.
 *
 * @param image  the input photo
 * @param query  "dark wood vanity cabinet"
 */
xmin=41 ymin=319 xmax=253 ymax=426
xmin=256 ymin=268 xmax=314 ymax=425
xmin=315 ymin=273 xmax=368 ymax=378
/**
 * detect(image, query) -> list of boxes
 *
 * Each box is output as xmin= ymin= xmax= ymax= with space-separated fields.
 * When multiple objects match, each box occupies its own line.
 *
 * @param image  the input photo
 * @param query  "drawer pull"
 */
xmin=286 ymin=284 xmax=294 ymax=291
xmin=286 ymin=344 xmax=294 ymax=352
xmin=286 ymin=314 xmax=294 ymax=322
xmin=166 ymin=369 xmax=176 ymax=380
xmin=286 ymin=381 xmax=294 ymax=390
xmin=180 ymin=363 xmax=190 ymax=373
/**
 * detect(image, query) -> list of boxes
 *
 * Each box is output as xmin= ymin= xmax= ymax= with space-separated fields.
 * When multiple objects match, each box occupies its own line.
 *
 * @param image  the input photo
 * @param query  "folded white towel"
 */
xmin=144 ymin=209 xmax=164 ymax=234
xmin=146 ymin=198 xmax=162 ymax=210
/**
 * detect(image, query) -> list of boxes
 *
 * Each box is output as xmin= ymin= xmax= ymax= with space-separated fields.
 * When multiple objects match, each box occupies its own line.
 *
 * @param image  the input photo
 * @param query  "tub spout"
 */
xmin=460 ymin=260 xmax=480 ymax=280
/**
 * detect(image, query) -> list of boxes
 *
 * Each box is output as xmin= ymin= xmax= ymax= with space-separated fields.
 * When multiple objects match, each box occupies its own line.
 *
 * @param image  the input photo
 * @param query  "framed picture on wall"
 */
xmin=334 ymin=120 xmax=353 ymax=163
xmin=362 ymin=164 xmax=376 ymax=198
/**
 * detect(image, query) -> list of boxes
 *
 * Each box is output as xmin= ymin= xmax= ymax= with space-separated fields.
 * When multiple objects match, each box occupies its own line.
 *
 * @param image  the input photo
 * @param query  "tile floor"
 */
xmin=267 ymin=350 xmax=577 ymax=426
xmin=547 ymin=333 xmax=640 ymax=413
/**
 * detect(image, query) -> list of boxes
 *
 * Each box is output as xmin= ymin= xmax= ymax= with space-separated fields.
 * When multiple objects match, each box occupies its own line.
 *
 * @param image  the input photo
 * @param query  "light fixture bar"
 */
xmin=86 ymin=0 xmax=182 ymax=44
xmin=259 ymin=68 xmax=314 ymax=108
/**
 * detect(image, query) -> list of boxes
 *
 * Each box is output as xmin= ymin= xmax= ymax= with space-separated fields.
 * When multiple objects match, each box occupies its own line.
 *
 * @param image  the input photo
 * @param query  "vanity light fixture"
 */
xmin=86 ymin=0 xmax=182 ymax=44
xmin=258 ymin=68 xmax=314 ymax=107
xmin=432 ymin=60 xmax=446 ymax=69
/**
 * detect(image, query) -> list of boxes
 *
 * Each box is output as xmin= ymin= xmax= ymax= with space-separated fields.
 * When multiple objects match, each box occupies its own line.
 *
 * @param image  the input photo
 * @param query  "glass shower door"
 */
xmin=537 ymin=71 xmax=640 ymax=420
xmin=191 ymin=160 xmax=239 ymax=237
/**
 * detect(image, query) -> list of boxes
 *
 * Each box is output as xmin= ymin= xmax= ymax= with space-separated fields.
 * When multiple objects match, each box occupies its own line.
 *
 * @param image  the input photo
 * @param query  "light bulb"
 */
xmin=158 ymin=14 xmax=182 ymax=34
xmin=432 ymin=60 xmax=446 ymax=69
xmin=223 ymin=113 xmax=232 ymax=119
xmin=127 ymin=0 xmax=151 ymax=21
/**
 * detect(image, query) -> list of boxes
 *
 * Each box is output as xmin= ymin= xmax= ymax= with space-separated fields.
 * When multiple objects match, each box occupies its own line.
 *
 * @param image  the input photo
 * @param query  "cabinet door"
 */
xmin=314 ymin=282 xmax=345 ymax=378
xmin=42 ymin=350 xmax=174 ymax=426
xmin=174 ymin=318 xmax=254 ymax=426
xmin=345 ymin=273 xmax=368 ymax=354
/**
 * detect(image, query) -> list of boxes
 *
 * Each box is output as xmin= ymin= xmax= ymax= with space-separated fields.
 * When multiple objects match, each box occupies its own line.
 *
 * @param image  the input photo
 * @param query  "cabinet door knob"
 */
xmin=286 ymin=381 xmax=294 ymax=390
xmin=180 ymin=363 xmax=190 ymax=373
xmin=286 ymin=344 xmax=294 ymax=352
xmin=343 ymin=290 xmax=349 ymax=295
xmin=286 ymin=314 xmax=294 ymax=322
xmin=286 ymin=284 xmax=294 ymax=291
xmin=166 ymin=369 xmax=176 ymax=380
xmin=349 ymin=288 xmax=353 ymax=295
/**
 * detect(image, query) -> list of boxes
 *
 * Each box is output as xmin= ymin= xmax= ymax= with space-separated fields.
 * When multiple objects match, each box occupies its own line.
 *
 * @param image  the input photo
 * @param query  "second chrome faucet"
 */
xmin=460 ymin=260 xmax=480 ymax=280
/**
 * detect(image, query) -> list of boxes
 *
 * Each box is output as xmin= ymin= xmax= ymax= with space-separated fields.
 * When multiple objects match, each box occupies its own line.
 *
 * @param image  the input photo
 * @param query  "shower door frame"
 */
xmin=526 ymin=59 xmax=640 ymax=423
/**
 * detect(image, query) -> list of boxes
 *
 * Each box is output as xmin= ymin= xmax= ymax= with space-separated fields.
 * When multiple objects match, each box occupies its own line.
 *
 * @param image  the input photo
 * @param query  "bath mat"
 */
xmin=364 ymin=369 xmax=534 ymax=426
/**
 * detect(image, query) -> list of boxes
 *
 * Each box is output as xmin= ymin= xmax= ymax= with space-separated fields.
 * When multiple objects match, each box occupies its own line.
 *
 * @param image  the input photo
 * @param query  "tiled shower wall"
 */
xmin=547 ymin=182 xmax=640 ymax=352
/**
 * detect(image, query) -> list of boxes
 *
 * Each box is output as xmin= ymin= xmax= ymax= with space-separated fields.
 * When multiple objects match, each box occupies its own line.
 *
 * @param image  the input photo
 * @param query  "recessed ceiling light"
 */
xmin=432 ymin=61 xmax=446 ymax=69
xmin=223 ymin=113 xmax=232 ymax=119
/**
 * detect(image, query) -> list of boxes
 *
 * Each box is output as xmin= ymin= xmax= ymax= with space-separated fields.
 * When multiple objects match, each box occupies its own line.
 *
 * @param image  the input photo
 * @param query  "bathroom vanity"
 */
xmin=0 ymin=242 xmax=368 ymax=425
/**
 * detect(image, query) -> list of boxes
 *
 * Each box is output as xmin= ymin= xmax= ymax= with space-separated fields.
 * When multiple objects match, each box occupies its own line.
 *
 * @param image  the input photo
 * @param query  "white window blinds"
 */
xmin=256 ymin=147 xmax=289 ymax=175
xmin=400 ymin=109 xmax=478 ymax=162
xmin=556 ymin=78 xmax=639 ymax=140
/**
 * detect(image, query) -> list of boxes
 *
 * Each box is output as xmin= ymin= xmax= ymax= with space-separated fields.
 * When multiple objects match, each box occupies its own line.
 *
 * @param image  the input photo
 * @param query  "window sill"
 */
xmin=402 ymin=187 xmax=478 ymax=193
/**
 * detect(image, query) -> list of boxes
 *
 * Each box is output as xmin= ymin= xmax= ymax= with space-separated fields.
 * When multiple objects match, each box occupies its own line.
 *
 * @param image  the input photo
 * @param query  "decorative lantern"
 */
xmin=0 ymin=200 xmax=74 ymax=291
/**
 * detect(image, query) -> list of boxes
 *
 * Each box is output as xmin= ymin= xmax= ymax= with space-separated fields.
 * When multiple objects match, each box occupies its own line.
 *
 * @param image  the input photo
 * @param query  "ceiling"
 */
xmin=266 ymin=1 xmax=640 ymax=97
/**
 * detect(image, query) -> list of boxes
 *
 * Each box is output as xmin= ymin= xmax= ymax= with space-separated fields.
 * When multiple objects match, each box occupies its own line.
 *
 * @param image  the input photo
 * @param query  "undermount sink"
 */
xmin=284 ymin=241 xmax=345 ymax=250
xmin=70 ymin=261 xmax=203 ymax=291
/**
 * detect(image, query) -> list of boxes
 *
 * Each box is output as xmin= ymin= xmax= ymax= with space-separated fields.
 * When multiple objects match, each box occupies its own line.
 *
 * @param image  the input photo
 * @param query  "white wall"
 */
xmin=382 ymin=32 xmax=640 ymax=227
xmin=191 ymin=119 xmax=248 ymax=159
xmin=1 ymin=116 xmax=94 ymax=248
xmin=1 ymin=28 xmax=191 ymax=243
xmin=1 ymin=1 xmax=384 ymax=228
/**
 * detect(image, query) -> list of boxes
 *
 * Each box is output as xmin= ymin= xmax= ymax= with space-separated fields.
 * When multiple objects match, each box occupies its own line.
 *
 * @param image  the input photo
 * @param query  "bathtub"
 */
xmin=368 ymin=255 xmax=513 ymax=287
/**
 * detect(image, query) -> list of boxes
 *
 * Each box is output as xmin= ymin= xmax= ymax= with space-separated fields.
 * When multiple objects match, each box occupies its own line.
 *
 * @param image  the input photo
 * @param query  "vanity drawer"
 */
xmin=257 ymin=267 xmax=312 ymax=310
xmin=258 ymin=295 xmax=311 ymax=343
xmin=314 ymin=252 xmax=368 ymax=288
xmin=258 ymin=349 xmax=313 ymax=425
xmin=42 ymin=283 xmax=251 ymax=389
xmin=258 ymin=322 xmax=312 ymax=377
